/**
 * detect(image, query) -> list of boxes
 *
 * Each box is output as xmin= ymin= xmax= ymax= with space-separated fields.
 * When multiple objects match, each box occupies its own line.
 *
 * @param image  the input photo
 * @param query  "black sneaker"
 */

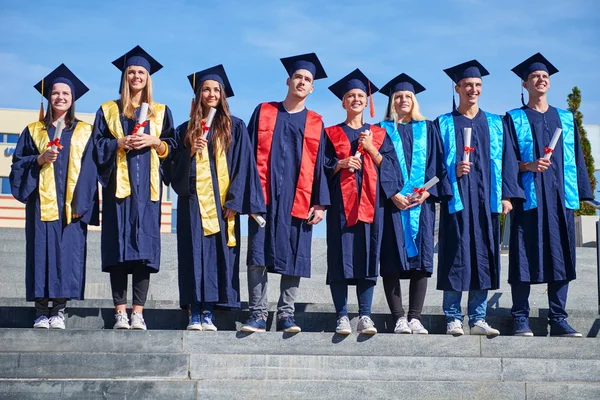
xmin=276 ymin=315 xmax=301 ymax=333
xmin=549 ymin=319 xmax=583 ymax=337
xmin=513 ymin=317 xmax=534 ymax=337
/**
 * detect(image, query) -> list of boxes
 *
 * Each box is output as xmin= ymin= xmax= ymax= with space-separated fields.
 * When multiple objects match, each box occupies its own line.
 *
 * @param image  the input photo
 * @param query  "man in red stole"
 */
xmin=242 ymin=53 xmax=330 ymax=333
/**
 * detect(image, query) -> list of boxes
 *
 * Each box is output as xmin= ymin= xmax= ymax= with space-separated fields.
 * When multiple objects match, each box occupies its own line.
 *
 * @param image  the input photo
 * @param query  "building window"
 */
xmin=0 ymin=133 xmax=19 ymax=143
xmin=1 ymin=177 xmax=11 ymax=195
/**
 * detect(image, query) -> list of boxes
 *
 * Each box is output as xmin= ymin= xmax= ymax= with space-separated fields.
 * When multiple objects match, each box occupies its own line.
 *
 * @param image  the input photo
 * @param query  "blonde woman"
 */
xmin=93 ymin=46 xmax=176 ymax=330
xmin=378 ymin=74 xmax=451 ymax=334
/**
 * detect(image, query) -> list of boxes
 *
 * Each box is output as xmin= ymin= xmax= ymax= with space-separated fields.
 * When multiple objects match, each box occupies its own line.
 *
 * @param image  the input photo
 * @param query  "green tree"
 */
xmin=567 ymin=86 xmax=597 ymax=216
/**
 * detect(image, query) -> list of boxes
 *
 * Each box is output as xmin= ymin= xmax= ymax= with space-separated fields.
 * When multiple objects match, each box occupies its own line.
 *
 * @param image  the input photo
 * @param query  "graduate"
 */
xmin=435 ymin=60 xmax=523 ymax=336
xmin=168 ymin=65 xmax=265 ymax=331
xmin=505 ymin=53 xmax=593 ymax=337
xmin=242 ymin=53 xmax=330 ymax=333
xmin=93 ymin=46 xmax=176 ymax=330
xmin=323 ymin=69 xmax=400 ymax=335
xmin=377 ymin=73 xmax=452 ymax=334
xmin=10 ymin=64 xmax=99 ymax=329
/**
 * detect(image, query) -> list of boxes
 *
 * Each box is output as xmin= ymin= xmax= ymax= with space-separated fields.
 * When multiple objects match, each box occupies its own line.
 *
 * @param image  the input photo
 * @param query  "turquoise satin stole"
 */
xmin=508 ymin=107 xmax=579 ymax=210
xmin=438 ymin=112 xmax=503 ymax=214
xmin=382 ymin=120 xmax=427 ymax=257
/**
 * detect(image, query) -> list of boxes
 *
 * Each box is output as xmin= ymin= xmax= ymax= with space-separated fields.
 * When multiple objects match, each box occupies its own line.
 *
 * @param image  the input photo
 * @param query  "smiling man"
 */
xmin=242 ymin=53 xmax=330 ymax=333
xmin=435 ymin=60 xmax=523 ymax=337
xmin=505 ymin=53 xmax=593 ymax=338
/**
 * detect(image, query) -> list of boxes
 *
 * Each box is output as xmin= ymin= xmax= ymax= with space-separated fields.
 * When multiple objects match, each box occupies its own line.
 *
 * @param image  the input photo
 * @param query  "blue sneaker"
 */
xmin=187 ymin=312 xmax=202 ymax=331
xmin=201 ymin=311 xmax=217 ymax=332
xmin=241 ymin=313 xmax=266 ymax=332
xmin=276 ymin=315 xmax=301 ymax=333
xmin=513 ymin=317 xmax=534 ymax=337
xmin=549 ymin=319 xmax=583 ymax=337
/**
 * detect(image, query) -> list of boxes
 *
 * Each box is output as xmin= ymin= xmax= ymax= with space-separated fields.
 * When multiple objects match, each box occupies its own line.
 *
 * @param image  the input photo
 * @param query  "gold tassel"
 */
xmin=368 ymin=79 xmax=375 ymax=118
xmin=39 ymin=78 xmax=45 ymax=122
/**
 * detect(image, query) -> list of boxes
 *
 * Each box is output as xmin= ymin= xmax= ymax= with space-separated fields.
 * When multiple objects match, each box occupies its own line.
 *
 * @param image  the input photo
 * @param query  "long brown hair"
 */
xmin=185 ymin=81 xmax=232 ymax=155
xmin=119 ymin=66 xmax=156 ymax=120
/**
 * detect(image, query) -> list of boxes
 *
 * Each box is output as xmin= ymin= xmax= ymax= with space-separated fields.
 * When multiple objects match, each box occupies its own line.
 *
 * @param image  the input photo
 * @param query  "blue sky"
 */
xmin=1 ymin=0 xmax=599 ymax=236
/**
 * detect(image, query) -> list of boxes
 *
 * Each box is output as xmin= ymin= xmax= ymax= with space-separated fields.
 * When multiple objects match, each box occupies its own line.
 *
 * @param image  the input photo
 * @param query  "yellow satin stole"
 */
xmin=29 ymin=121 xmax=92 ymax=223
xmin=100 ymin=101 xmax=168 ymax=202
xmin=194 ymin=127 xmax=236 ymax=247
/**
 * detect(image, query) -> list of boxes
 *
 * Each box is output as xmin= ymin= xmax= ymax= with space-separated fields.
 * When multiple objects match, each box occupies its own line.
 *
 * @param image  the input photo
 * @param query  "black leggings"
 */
xmin=382 ymin=270 xmax=428 ymax=321
xmin=110 ymin=266 xmax=151 ymax=307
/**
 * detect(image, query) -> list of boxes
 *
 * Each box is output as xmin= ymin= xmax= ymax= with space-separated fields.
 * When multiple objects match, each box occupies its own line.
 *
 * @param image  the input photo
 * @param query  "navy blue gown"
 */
xmin=505 ymin=106 xmax=593 ymax=284
xmin=436 ymin=110 xmax=523 ymax=291
xmin=380 ymin=121 xmax=452 ymax=278
xmin=10 ymin=121 xmax=99 ymax=301
xmin=324 ymin=123 xmax=401 ymax=284
xmin=169 ymin=116 xmax=266 ymax=308
xmin=246 ymin=103 xmax=330 ymax=278
xmin=93 ymin=102 xmax=176 ymax=273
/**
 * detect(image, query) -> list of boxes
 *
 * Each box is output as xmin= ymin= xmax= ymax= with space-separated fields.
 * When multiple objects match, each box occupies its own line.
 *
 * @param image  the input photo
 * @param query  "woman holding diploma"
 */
xmin=377 ymin=74 xmax=451 ymax=334
xmin=168 ymin=65 xmax=265 ymax=331
xmin=93 ymin=46 xmax=175 ymax=330
xmin=324 ymin=69 xmax=400 ymax=335
xmin=10 ymin=64 xmax=98 ymax=329
xmin=505 ymin=53 xmax=593 ymax=337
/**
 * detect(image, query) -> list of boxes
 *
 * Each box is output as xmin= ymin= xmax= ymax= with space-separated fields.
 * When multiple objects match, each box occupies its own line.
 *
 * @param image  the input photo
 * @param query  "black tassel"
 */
xmin=520 ymin=84 xmax=526 ymax=106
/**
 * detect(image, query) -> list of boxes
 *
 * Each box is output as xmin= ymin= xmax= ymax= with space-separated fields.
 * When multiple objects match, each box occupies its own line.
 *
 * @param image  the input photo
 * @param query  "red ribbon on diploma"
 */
xmin=46 ymin=138 xmax=63 ymax=149
xmin=201 ymin=120 xmax=210 ymax=134
xmin=413 ymin=186 xmax=425 ymax=195
xmin=133 ymin=120 xmax=148 ymax=135
xmin=544 ymin=147 xmax=553 ymax=155
xmin=463 ymin=146 xmax=475 ymax=154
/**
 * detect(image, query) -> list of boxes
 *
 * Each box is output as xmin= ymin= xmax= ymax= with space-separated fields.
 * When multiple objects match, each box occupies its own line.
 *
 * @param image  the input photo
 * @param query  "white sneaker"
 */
xmin=335 ymin=316 xmax=352 ymax=335
xmin=49 ymin=314 xmax=66 ymax=330
xmin=113 ymin=310 xmax=130 ymax=330
xmin=130 ymin=311 xmax=147 ymax=330
xmin=33 ymin=315 xmax=50 ymax=329
xmin=357 ymin=316 xmax=377 ymax=335
xmin=394 ymin=317 xmax=412 ymax=334
xmin=470 ymin=320 xmax=500 ymax=337
xmin=408 ymin=318 xmax=428 ymax=334
xmin=446 ymin=319 xmax=464 ymax=335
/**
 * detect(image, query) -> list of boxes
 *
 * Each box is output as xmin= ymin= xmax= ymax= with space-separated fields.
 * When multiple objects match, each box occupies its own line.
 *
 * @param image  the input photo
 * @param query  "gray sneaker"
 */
xmin=470 ymin=320 xmax=500 ymax=337
xmin=357 ymin=316 xmax=377 ymax=335
xmin=130 ymin=311 xmax=147 ymax=330
xmin=33 ymin=315 xmax=50 ymax=329
xmin=113 ymin=310 xmax=130 ymax=330
xmin=335 ymin=316 xmax=352 ymax=335
xmin=49 ymin=314 xmax=66 ymax=330
xmin=394 ymin=317 xmax=411 ymax=334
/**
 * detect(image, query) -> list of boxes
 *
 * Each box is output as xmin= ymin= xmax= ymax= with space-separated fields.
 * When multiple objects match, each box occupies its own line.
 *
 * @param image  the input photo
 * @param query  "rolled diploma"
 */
xmin=197 ymin=107 xmax=217 ymax=154
xmin=134 ymin=102 xmax=149 ymax=134
xmin=350 ymin=129 xmax=371 ymax=173
xmin=408 ymin=176 xmax=440 ymax=200
xmin=543 ymin=128 xmax=563 ymax=160
xmin=52 ymin=119 xmax=65 ymax=151
xmin=463 ymin=127 xmax=472 ymax=163
xmin=251 ymin=214 xmax=266 ymax=228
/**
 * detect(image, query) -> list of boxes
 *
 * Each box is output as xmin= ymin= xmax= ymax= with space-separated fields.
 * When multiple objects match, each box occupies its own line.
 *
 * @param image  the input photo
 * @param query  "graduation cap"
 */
xmin=443 ymin=59 xmax=489 ymax=84
xmin=112 ymin=45 xmax=163 ymax=74
xmin=328 ymin=68 xmax=378 ymax=117
xmin=443 ymin=60 xmax=489 ymax=110
xmin=511 ymin=52 xmax=558 ymax=81
xmin=33 ymin=63 xmax=89 ymax=121
xmin=511 ymin=52 xmax=558 ymax=106
xmin=379 ymin=73 xmax=425 ymax=96
xmin=187 ymin=64 xmax=234 ymax=98
xmin=280 ymin=52 xmax=327 ymax=80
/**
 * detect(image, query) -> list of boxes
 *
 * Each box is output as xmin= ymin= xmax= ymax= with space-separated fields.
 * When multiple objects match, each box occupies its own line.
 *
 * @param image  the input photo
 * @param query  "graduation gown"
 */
xmin=324 ymin=123 xmax=400 ymax=284
xmin=169 ymin=116 xmax=266 ymax=308
xmin=93 ymin=102 xmax=176 ymax=272
xmin=436 ymin=110 xmax=523 ymax=291
xmin=246 ymin=102 xmax=330 ymax=278
xmin=10 ymin=120 xmax=99 ymax=301
xmin=380 ymin=120 xmax=452 ymax=278
xmin=505 ymin=106 xmax=593 ymax=284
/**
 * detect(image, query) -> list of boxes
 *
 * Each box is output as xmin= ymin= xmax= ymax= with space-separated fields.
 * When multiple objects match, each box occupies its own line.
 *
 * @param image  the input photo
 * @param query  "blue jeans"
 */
xmin=330 ymin=280 xmax=376 ymax=318
xmin=443 ymin=290 xmax=488 ymax=326
xmin=511 ymin=281 xmax=569 ymax=322
xmin=191 ymin=302 xmax=215 ymax=314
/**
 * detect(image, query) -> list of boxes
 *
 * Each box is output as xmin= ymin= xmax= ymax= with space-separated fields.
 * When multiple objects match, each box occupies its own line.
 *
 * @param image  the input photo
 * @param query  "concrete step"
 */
xmin=2 ymin=299 xmax=599 ymax=336
xmin=2 ymin=379 xmax=599 ymax=400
